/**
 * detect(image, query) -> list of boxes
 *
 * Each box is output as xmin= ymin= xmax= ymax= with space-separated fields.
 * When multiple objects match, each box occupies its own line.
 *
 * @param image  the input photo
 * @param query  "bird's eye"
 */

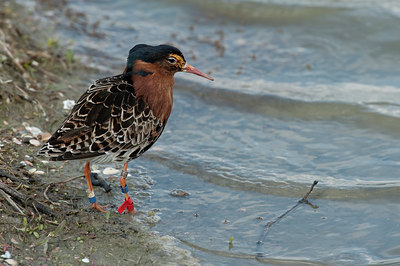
xmin=167 ymin=57 xmax=177 ymax=64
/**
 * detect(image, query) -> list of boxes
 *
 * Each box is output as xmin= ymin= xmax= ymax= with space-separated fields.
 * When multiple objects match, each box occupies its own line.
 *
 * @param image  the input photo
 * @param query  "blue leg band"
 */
xmin=89 ymin=196 xmax=96 ymax=203
xmin=120 ymin=185 xmax=129 ymax=194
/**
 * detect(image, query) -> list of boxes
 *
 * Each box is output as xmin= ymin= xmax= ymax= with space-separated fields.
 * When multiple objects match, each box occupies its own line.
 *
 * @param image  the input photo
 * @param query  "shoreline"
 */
xmin=0 ymin=1 xmax=199 ymax=265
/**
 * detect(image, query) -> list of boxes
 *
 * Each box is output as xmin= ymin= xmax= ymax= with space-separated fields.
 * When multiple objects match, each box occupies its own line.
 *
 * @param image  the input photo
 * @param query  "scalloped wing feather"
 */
xmin=38 ymin=75 xmax=165 ymax=163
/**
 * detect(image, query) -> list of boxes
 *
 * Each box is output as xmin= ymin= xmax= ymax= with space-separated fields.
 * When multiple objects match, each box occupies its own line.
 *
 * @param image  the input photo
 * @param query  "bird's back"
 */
xmin=38 ymin=74 xmax=165 ymax=163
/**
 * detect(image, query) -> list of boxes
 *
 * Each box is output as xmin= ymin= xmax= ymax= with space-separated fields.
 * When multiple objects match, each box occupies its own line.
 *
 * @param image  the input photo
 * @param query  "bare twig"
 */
xmin=26 ymin=50 xmax=52 ymax=59
xmin=0 ymin=169 xmax=29 ymax=184
xmin=37 ymin=67 xmax=62 ymax=81
xmin=0 ymin=39 xmax=25 ymax=73
xmin=38 ymin=219 xmax=66 ymax=254
xmin=300 ymin=180 xmax=318 ymax=202
xmin=0 ymin=182 xmax=55 ymax=216
xmin=14 ymin=84 xmax=48 ymax=118
xmin=43 ymin=186 xmax=61 ymax=206
xmin=256 ymin=180 xmax=318 ymax=258
xmin=0 ymin=188 xmax=25 ymax=215
xmin=44 ymin=175 xmax=84 ymax=205
xmin=33 ymin=97 xmax=48 ymax=120
xmin=31 ymin=199 xmax=41 ymax=216
xmin=14 ymin=83 xmax=33 ymax=102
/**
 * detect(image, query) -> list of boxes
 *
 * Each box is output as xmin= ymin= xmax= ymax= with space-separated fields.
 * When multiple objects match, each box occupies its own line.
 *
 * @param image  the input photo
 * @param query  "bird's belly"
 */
xmin=89 ymin=140 xmax=154 ymax=164
xmin=89 ymin=152 xmax=124 ymax=164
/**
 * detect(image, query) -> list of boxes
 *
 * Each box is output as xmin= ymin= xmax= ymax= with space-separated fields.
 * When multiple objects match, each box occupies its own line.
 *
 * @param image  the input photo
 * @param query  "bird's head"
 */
xmin=125 ymin=44 xmax=214 ymax=81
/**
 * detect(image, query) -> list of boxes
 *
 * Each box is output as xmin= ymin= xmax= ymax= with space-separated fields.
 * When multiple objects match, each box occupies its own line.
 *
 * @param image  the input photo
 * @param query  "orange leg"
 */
xmin=84 ymin=162 xmax=108 ymax=213
xmin=118 ymin=162 xmax=136 ymax=214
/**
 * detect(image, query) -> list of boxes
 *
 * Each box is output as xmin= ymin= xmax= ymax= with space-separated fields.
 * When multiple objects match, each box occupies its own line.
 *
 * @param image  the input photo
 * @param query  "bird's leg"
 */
xmin=117 ymin=162 xmax=136 ymax=214
xmin=84 ymin=162 xmax=108 ymax=213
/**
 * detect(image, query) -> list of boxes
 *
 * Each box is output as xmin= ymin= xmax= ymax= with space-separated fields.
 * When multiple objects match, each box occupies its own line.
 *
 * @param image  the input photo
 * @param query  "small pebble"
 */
xmin=12 ymin=138 xmax=22 ymax=145
xmin=81 ymin=257 xmax=90 ymax=264
xmin=169 ymin=188 xmax=189 ymax=197
xmin=21 ymin=135 xmax=33 ymax=143
xmin=28 ymin=168 xmax=37 ymax=174
xmin=5 ymin=259 xmax=18 ymax=266
xmin=20 ymin=160 xmax=33 ymax=167
xmin=144 ymin=176 xmax=154 ymax=185
xmin=63 ymin=100 xmax=76 ymax=110
xmin=102 ymin=167 xmax=119 ymax=175
xmin=22 ymin=122 xmax=42 ymax=137
xmin=29 ymin=139 xmax=41 ymax=147
xmin=144 ymin=214 xmax=161 ymax=224
xmin=38 ymin=132 xmax=52 ymax=142
xmin=1 ymin=251 xmax=11 ymax=259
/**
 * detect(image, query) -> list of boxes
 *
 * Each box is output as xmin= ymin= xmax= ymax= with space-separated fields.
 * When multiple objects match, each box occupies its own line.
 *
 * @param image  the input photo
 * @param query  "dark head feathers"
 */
xmin=126 ymin=44 xmax=185 ymax=72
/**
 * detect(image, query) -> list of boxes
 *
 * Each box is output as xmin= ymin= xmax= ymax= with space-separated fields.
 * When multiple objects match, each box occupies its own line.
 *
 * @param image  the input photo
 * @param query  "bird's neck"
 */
xmin=129 ymin=61 xmax=174 ymax=123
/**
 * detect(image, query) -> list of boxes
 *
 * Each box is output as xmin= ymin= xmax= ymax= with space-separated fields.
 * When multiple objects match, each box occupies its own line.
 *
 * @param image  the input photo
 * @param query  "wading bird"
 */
xmin=38 ymin=44 xmax=213 ymax=213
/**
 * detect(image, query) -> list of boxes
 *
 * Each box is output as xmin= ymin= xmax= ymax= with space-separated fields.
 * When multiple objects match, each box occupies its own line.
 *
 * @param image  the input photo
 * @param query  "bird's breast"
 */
xmin=132 ymin=73 xmax=174 ymax=124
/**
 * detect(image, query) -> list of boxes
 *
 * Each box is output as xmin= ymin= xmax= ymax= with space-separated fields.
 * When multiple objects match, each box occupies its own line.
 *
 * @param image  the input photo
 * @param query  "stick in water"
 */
xmin=256 ymin=180 xmax=318 ymax=258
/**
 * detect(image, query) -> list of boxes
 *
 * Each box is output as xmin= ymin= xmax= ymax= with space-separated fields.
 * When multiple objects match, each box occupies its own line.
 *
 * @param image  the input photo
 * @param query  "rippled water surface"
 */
xmin=24 ymin=0 xmax=400 ymax=264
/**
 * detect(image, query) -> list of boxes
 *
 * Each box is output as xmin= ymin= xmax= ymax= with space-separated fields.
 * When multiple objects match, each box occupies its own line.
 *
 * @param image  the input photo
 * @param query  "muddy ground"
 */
xmin=0 ymin=1 xmax=199 ymax=265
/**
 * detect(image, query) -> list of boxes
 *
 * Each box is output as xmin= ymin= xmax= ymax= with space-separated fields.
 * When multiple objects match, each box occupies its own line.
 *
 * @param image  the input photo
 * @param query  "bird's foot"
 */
xmin=89 ymin=202 xmax=109 ymax=213
xmin=124 ymin=209 xmax=136 ymax=215
xmin=117 ymin=196 xmax=135 ymax=214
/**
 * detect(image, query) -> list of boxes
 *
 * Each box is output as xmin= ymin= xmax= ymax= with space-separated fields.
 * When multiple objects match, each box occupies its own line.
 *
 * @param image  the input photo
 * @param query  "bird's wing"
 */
xmin=38 ymin=75 xmax=165 ymax=162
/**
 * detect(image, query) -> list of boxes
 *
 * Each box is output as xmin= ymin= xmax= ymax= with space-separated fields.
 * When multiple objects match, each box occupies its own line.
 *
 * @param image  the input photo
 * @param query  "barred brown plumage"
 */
xmin=38 ymin=44 xmax=213 ymax=213
xmin=39 ymin=75 xmax=163 ymax=163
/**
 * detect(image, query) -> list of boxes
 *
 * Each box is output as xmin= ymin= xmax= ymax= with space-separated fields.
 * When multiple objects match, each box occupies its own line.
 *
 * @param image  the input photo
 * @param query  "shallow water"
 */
xmin=24 ymin=0 xmax=400 ymax=264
